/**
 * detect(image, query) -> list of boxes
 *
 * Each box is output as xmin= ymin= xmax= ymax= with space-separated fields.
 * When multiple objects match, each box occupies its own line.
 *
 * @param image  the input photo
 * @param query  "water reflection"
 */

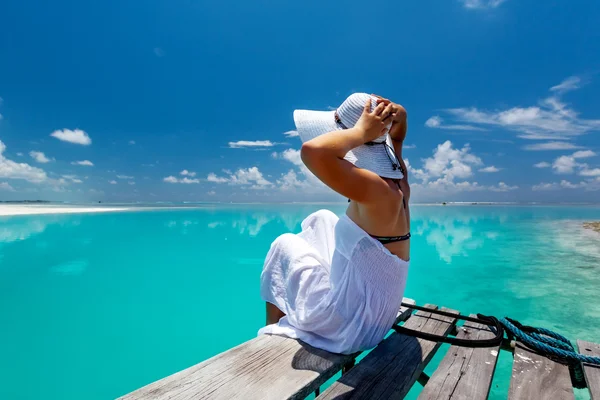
xmin=206 ymin=208 xmax=314 ymax=237
xmin=232 ymin=213 xmax=273 ymax=237
xmin=507 ymin=220 xmax=600 ymax=326
xmin=0 ymin=216 xmax=67 ymax=244
xmin=423 ymin=223 xmax=484 ymax=263
xmin=200 ymin=206 xmax=512 ymax=262
xmin=411 ymin=208 xmax=509 ymax=263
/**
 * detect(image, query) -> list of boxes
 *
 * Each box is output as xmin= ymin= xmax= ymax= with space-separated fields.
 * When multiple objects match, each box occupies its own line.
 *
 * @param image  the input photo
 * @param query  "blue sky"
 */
xmin=0 ymin=0 xmax=599 ymax=203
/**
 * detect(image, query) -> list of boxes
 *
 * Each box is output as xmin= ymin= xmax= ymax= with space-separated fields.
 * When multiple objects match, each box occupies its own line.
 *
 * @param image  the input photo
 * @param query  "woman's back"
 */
xmin=347 ymin=175 xmax=411 ymax=262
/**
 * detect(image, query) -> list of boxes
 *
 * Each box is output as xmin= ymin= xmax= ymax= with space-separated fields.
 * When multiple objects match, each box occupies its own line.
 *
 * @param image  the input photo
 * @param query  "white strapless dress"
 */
xmin=258 ymin=209 xmax=410 ymax=355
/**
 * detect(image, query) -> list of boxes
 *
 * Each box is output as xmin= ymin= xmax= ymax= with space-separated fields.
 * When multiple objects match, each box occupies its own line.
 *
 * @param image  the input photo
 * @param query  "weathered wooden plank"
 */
xmin=418 ymin=314 xmax=501 ymax=400
xmin=578 ymin=340 xmax=600 ymax=399
xmin=119 ymin=300 xmax=416 ymax=400
xmin=397 ymin=298 xmax=416 ymax=323
xmin=119 ymin=334 xmax=352 ymax=400
xmin=316 ymin=304 xmax=459 ymax=400
xmin=508 ymin=343 xmax=574 ymax=400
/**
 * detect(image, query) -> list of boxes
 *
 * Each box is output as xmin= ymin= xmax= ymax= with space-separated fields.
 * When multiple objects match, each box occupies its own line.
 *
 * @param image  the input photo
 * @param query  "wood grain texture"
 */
xmin=119 ymin=299 xmax=415 ymax=400
xmin=118 ymin=334 xmax=352 ymax=400
xmin=577 ymin=340 xmax=600 ymax=400
xmin=417 ymin=314 xmax=501 ymax=400
xmin=508 ymin=343 xmax=574 ymax=400
xmin=316 ymin=304 xmax=459 ymax=400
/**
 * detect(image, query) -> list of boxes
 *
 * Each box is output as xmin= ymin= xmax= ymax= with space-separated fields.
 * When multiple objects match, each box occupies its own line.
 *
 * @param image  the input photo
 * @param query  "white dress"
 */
xmin=258 ymin=209 xmax=410 ymax=355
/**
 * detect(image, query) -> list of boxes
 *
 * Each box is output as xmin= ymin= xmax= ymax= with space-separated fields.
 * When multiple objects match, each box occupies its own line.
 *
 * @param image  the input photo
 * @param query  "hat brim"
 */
xmin=293 ymin=109 xmax=404 ymax=180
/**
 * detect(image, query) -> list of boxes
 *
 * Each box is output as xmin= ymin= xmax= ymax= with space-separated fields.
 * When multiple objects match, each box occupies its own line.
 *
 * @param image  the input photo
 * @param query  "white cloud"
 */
xmin=16 ymin=152 xmax=23 ymax=156
xmin=128 ymin=181 xmax=135 ymax=185
xmin=553 ymin=155 xmax=578 ymax=174
xmin=425 ymin=116 xmax=441 ymax=127
xmin=207 ymin=167 xmax=272 ymax=188
xmin=460 ymin=0 xmax=507 ymax=9
xmin=532 ymin=182 xmax=558 ymax=191
xmin=523 ymin=142 xmax=582 ymax=151
xmin=405 ymin=141 xmax=518 ymax=197
xmin=116 ymin=175 xmax=133 ymax=179
xmin=230 ymin=167 xmax=271 ymax=186
xmin=534 ymin=162 xmax=551 ymax=168
xmin=489 ymin=182 xmax=518 ymax=192
xmin=550 ymin=76 xmax=583 ymax=94
xmin=551 ymin=151 xmax=599 ymax=175
xmin=50 ymin=129 xmax=92 ymax=145
xmin=61 ymin=175 xmax=82 ymax=184
xmin=228 ymin=140 xmax=275 ymax=148
xmin=180 ymin=169 xmax=196 ymax=177
xmin=277 ymin=170 xmax=307 ymax=190
xmin=29 ymin=151 xmax=53 ymax=163
xmin=280 ymin=148 xmax=303 ymax=166
xmin=403 ymin=144 xmax=417 ymax=149
xmin=533 ymin=179 xmax=598 ymax=191
xmin=416 ymin=141 xmax=483 ymax=181
xmin=580 ymin=168 xmax=600 ymax=177
xmin=0 ymin=140 xmax=48 ymax=183
xmin=479 ymin=166 xmax=500 ymax=173
xmin=207 ymin=173 xmax=229 ymax=183
xmin=572 ymin=150 xmax=596 ymax=159
xmin=424 ymin=116 xmax=484 ymax=131
xmin=441 ymin=77 xmax=600 ymax=140
xmin=129 ymin=140 xmax=136 ymax=145
xmin=270 ymin=149 xmax=331 ymax=193
xmin=154 ymin=47 xmax=165 ymax=57
xmin=163 ymin=175 xmax=200 ymax=184
xmin=0 ymin=182 xmax=15 ymax=191
xmin=560 ymin=180 xmax=589 ymax=189
xmin=207 ymin=190 xmax=216 ymax=196
xmin=71 ymin=160 xmax=94 ymax=166
xmin=283 ymin=130 xmax=299 ymax=137
xmin=109 ymin=180 xmax=117 ymax=184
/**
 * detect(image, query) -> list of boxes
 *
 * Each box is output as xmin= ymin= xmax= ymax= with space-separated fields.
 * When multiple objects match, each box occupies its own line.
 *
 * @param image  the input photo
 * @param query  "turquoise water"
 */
xmin=1 ymin=205 xmax=599 ymax=399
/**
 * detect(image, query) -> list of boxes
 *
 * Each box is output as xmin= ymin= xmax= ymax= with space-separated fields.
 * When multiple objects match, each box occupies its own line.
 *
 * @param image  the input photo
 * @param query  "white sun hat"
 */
xmin=293 ymin=92 xmax=404 ymax=180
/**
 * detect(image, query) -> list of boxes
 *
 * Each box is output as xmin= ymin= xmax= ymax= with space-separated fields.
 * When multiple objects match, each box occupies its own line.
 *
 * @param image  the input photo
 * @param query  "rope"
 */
xmin=394 ymin=302 xmax=600 ymax=389
xmin=498 ymin=317 xmax=600 ymax=389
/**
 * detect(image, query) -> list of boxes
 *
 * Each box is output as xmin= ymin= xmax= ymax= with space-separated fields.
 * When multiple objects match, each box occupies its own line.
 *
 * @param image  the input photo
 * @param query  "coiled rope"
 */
xmin=393 ymin=303 xmax=600 ymax=389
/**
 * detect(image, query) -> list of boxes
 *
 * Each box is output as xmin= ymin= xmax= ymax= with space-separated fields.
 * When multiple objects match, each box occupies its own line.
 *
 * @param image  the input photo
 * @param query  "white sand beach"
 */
xmin=0 ymin=204 xmax=131 ymax=217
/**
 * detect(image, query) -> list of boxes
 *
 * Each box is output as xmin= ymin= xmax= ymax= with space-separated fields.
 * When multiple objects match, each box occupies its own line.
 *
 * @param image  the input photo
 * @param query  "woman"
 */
xmin=258 ymin=93 xmax=410 ymax=355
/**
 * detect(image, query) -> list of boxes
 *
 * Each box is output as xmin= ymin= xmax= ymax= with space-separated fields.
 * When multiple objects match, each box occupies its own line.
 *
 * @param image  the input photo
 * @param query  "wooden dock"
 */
xmin=119 ymin=299 xmax=600 ymax=399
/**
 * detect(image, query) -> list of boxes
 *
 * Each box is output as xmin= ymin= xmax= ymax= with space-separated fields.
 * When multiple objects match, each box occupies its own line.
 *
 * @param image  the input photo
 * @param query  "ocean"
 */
xmin=1 ymin=204 xmax=599 ymax=399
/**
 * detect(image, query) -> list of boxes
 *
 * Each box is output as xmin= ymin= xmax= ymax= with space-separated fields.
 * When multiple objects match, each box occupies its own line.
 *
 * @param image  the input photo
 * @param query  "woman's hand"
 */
xmin=300 ymin=97 xmax=397 ymax=204
xmin=354 ymin=98 xmax=395 ymax=143
xmin=372 ymin=94 xmax=407 ymax=142
xmin=371 ymin=94 xmax=407 ymax=122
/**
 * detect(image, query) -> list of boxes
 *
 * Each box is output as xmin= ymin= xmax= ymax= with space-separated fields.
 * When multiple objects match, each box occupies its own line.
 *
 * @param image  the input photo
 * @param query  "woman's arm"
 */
xmin=301 ymin=99 xmax=395 ymax=203
xmin=373 ymin=94 xmax=411 ymax=227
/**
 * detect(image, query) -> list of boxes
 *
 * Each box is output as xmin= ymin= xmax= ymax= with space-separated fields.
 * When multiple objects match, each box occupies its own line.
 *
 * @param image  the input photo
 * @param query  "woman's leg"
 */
xmin=297 ymin=209 xmax=339 ymax=266
xmin=266 ymin=302 xmax=286 ymax=325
